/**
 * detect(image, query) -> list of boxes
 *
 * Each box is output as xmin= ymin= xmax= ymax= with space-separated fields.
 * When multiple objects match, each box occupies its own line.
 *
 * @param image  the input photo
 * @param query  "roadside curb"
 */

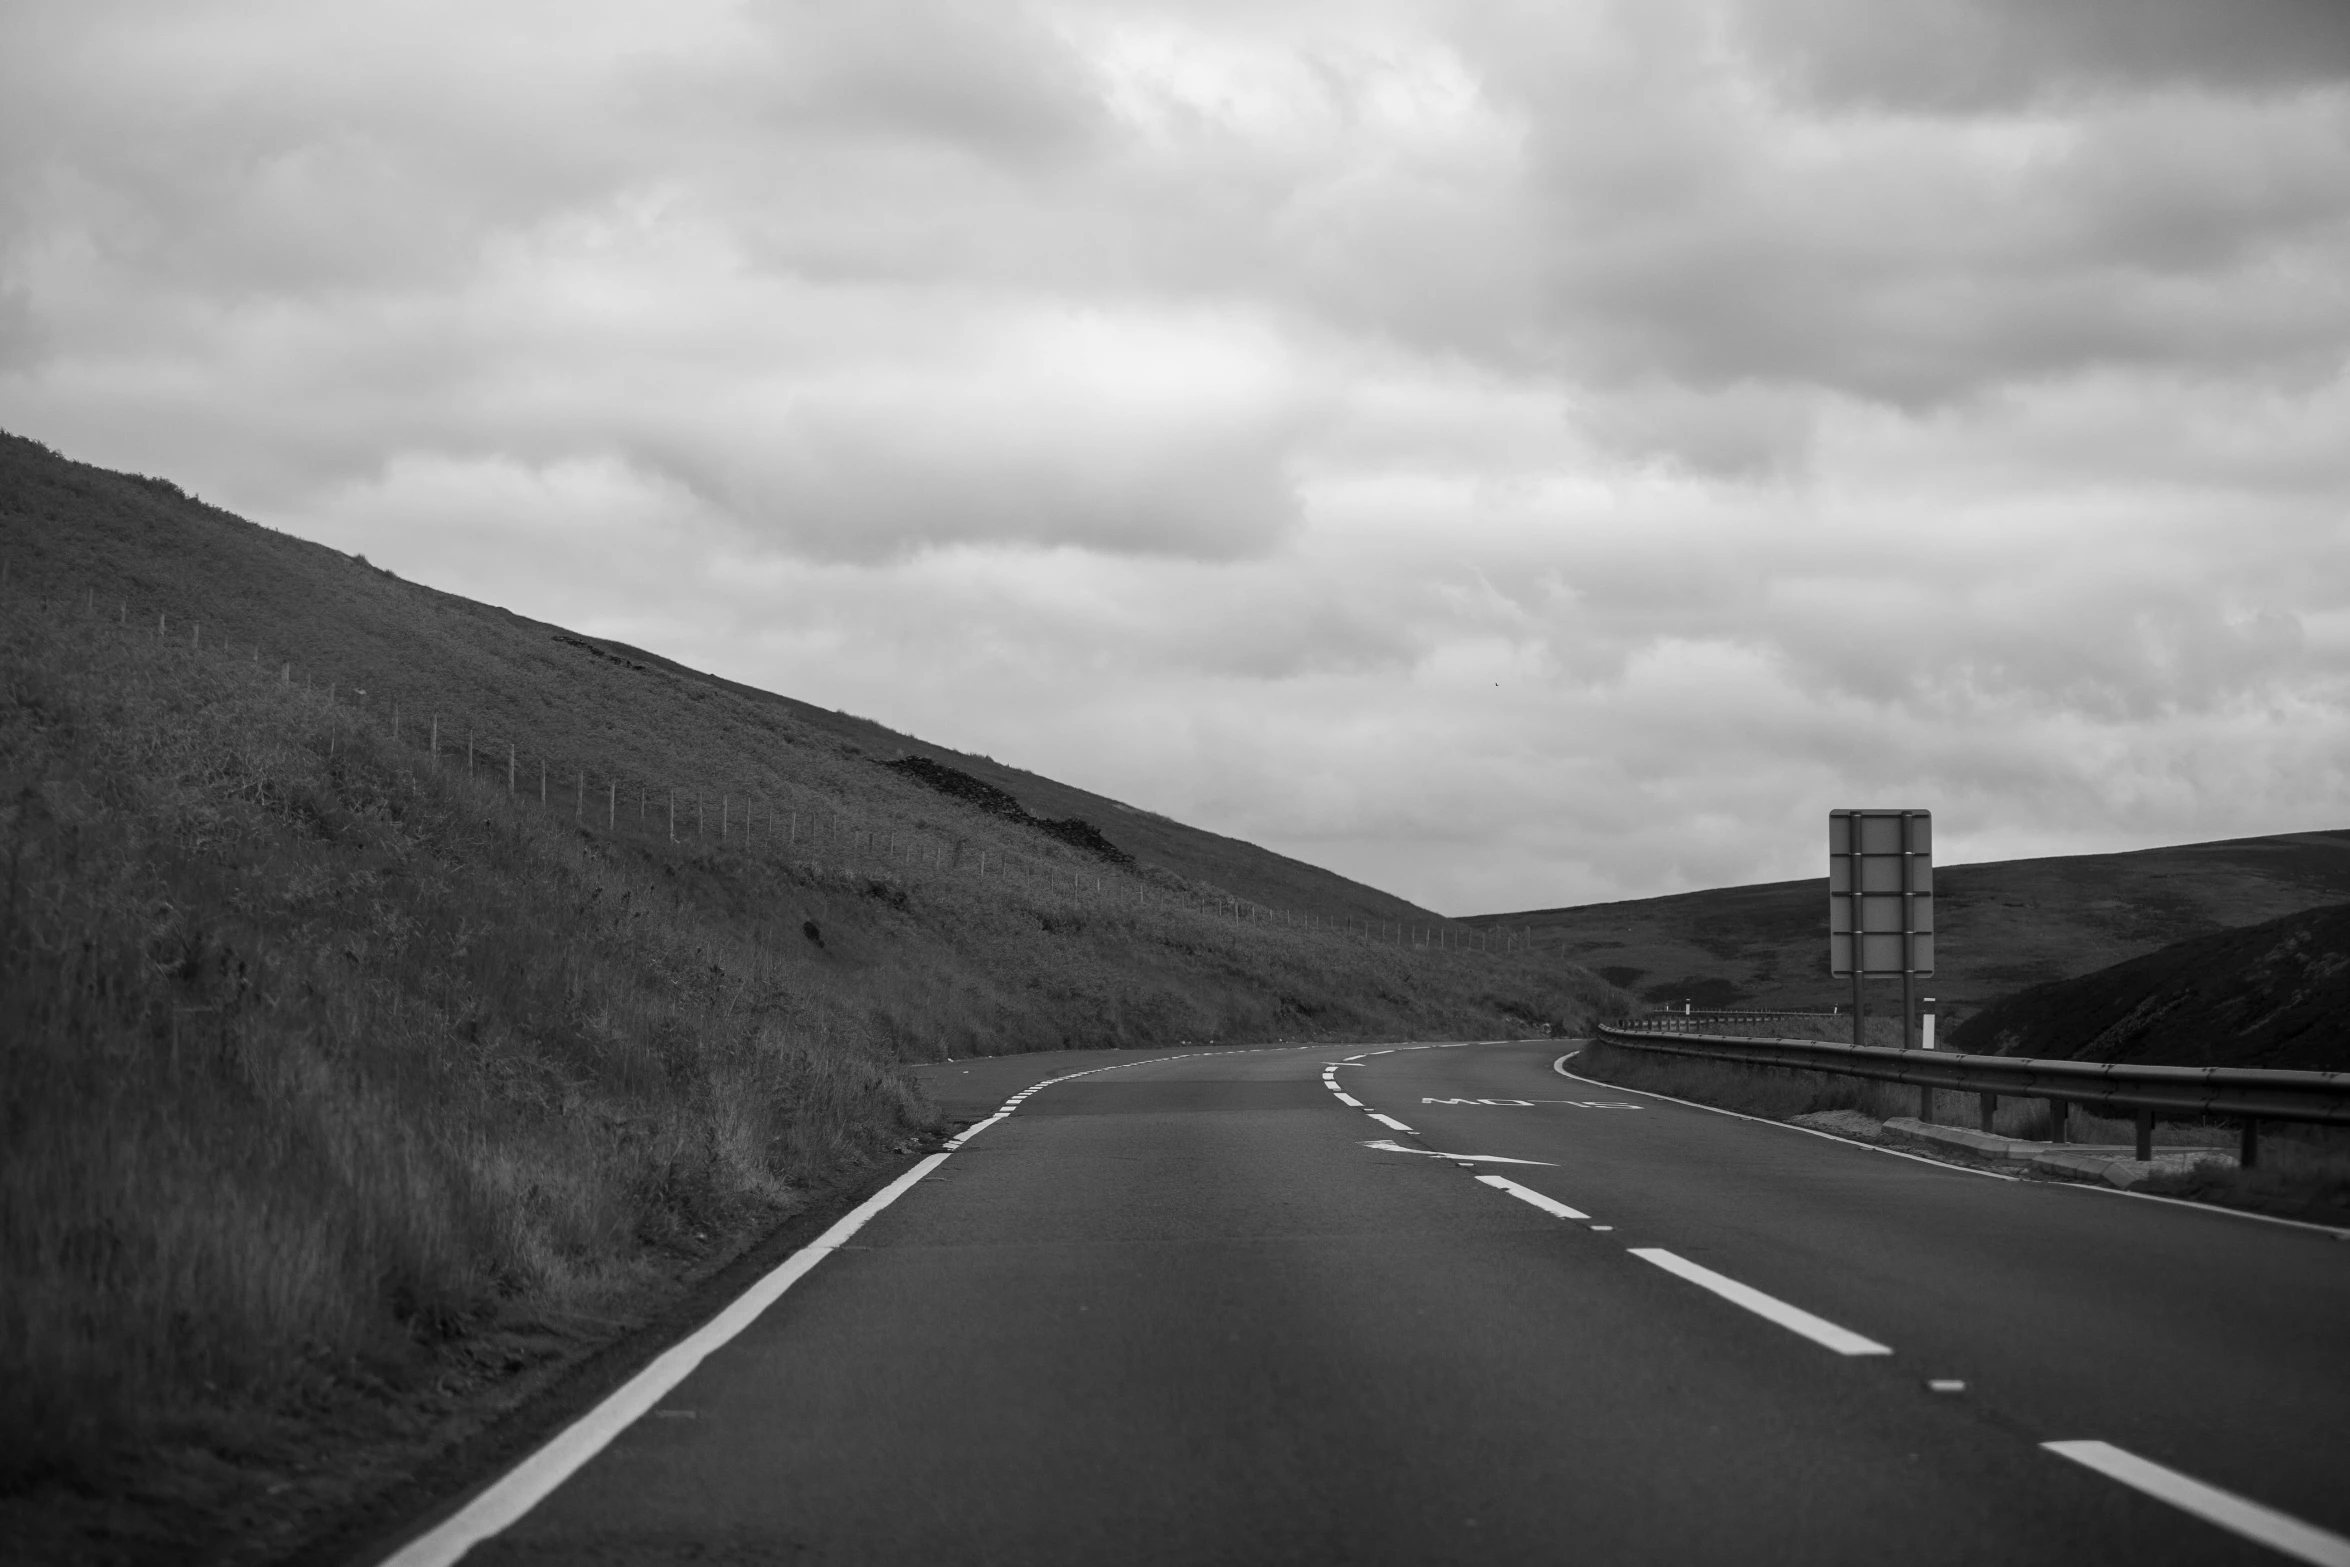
xmin=1879 ymin=1117 xmax=2240 ymax=1189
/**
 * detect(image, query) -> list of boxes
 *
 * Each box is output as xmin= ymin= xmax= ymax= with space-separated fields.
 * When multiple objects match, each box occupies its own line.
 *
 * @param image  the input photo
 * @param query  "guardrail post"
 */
xmin=2240 ymin=1117 xmax=2259 ymax=1171
xmin=1917 ymin=1084 xmax=1933 ymax=1123
xmin=1978 ymin=1092 xmax=1996 ymax=1133
xmin=2047 ymin=1098 xmax=2068 ymax=1143
xmin=2134 ymin=1108 xmax=2154 ymax=1162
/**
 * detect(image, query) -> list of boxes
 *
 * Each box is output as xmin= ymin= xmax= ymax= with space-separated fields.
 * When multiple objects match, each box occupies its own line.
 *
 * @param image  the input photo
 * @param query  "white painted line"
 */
xmin=1629 ymin=1248 xmax=1892 ymax=1356
xmin=1551 ymin=1050 xmax=2014 ymax=1181
xmin=1369 ymin=1112 xmax=1414 ymax=1132
xmin=2044 ymin=1441 xmax=2350 ymax=1567
xmin=2060 ymin=1179 xmax=2350 ymax=1241
xmin=942 ymin=1113 xmax=1005 ymax=1149
xmin=379 ymin=1154 xmax=952 ymax=1567
xmin=383 ymin=1047 xmax=1210 ymax=1564
xmin=1362 ymin=1140 xmax=1553 ymax=1166
xmin=1333 ymin=1092 xmax=1363 ymax=1107
xmin=1475 ymin=1174 xmax=1590 ymax=1220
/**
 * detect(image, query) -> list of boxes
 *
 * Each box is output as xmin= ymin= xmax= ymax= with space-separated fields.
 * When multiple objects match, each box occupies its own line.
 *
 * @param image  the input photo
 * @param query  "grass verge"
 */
xmin=1569 ymin=1039 xmax=2350 ymax=1227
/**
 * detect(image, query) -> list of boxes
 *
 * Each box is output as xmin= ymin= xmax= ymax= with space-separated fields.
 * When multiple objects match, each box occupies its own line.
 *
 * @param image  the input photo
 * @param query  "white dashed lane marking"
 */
xmin=1476 ymin=1174 xmax=1590 ymax=1220
xmin=1630 ymin=1248 xmax=1893 ymax=1357
xmin=1326 ymin=1040 xmax=2350 ymax=1558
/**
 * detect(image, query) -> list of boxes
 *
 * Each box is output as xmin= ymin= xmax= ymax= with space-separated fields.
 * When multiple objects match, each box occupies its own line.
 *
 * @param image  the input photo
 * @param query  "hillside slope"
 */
xmin=1948 ymin=903 xmax=2350 ymax=1071
xmin=1465 ymin=829 xmax=2350 ymax=1028
xmin=0 ymin=430 xmax=1444 ymax=933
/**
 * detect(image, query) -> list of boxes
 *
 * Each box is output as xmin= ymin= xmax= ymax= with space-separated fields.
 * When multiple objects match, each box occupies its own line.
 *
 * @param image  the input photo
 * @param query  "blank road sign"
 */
xmin=1829 ymin=809 xmax=1933 ymax=977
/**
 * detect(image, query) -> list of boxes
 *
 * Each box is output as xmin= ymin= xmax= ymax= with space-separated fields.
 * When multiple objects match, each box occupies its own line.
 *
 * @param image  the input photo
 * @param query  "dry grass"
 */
xmin=0 ymin=580 xmax=1620 ymax=1545
xmin=1578 ymin=1039 xmax=2240 ymax=1146
xmin=2139 ymin=1132 xmax=2350 ymax=1227
xmin=0 ymin=600 xmax=934 ymax=1497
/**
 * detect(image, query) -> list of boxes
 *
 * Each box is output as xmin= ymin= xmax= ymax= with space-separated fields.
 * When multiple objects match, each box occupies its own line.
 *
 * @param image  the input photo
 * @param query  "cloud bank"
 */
xmin=5 ymin=0 xmax=2347 ymax=911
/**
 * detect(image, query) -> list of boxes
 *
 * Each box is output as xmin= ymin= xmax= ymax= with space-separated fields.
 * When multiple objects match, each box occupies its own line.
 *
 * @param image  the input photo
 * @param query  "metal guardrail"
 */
xmin=1592 ymin=1022 xmax=2350 ymax=1167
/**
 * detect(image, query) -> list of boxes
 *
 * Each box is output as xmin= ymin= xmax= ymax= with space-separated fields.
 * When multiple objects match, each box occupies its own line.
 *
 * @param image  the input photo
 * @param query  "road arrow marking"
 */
xmin=1420 ymin=1097 xmax=1644 ymax=1108
xmin=1360 ymin=1139 xmax=1554 ymax=1166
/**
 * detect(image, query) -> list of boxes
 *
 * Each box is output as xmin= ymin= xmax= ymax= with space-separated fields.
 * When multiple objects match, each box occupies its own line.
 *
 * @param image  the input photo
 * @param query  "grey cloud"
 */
xmin=1295 ymin=4 xmax=2350 ymax=468
xmin=679 ymin=427 xmax=1303 ymax=563
xmin=1734 ymin=0 xmax=2350 ymax=111
xmin=5 ymin=0 xmax=2350 ymax=911
xmin=723 ymin=0 xmax=1103 ymax=155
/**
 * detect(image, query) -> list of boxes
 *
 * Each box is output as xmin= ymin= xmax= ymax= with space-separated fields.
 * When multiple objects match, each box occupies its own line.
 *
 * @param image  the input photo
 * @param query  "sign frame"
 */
xmin=1828 ymin=808 xmax=1933 ymax=1049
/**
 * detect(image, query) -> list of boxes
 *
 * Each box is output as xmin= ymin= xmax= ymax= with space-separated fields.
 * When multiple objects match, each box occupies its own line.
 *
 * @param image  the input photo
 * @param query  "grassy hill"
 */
xmin=0 ymin=431 xmax=1450 ymax=935
xmin=0 ymin=429 xmax=1616 ymax=1563
xmin=1950 ymin=903 xmax=2350 ymax=1071
xmin=1467 ymin=830 xmax=2350 ymax=1031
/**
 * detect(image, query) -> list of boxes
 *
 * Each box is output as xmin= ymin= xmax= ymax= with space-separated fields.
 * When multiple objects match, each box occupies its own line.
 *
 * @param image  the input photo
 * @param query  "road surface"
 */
xmin=389 ymin=1040 xmax=2350 ymax=1566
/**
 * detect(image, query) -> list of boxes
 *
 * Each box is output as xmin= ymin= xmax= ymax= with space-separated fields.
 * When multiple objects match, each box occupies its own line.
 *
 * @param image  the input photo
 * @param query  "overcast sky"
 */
xmin=5 ymin=0 xmax=2348 ymax=913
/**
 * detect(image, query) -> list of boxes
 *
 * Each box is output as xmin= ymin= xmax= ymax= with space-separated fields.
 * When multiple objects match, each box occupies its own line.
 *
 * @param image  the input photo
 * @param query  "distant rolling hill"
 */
xmin=1467 ymin=830 xmax=2350 ymax=1031
xmin=1949 ymin=902 xmax=2350 ymax=1071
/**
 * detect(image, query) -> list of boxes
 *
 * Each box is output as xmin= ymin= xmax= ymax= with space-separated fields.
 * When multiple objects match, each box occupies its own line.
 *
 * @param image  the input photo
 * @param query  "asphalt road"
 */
xmin=407 ymin=1040 xmax=2350 ymax=1566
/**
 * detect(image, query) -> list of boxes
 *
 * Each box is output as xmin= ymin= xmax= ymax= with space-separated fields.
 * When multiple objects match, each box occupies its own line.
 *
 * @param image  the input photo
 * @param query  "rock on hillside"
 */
xmin=1948 ymin=902 xmax=2350 ymax=1071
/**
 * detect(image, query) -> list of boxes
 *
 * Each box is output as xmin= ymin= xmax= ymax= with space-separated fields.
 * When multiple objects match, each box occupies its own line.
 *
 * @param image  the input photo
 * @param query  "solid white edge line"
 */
xmin=2057 ymin=1175 xmax=2350 ymax=1241
xmin=382 ymin=1047 xmax=1215 ymax=1565
xmin=378 ymin=1153 xmax=953 ymax=1567
xmin=1551 ymin=1049 xmax=2015 ymax=1181
xmin=1559 ymin=1047 xmax=2350 ymax=1239
xmin=941 ymin=1113 xmax=1006 ymax=1149
xmin=2043 ymin=1441 xmax=2350 ymax=1567
xmin=1630 ymin=1247 xmax=1893 ymax=1356
xmin=1475 ymin=1173 xmax=1590 ymax=1220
